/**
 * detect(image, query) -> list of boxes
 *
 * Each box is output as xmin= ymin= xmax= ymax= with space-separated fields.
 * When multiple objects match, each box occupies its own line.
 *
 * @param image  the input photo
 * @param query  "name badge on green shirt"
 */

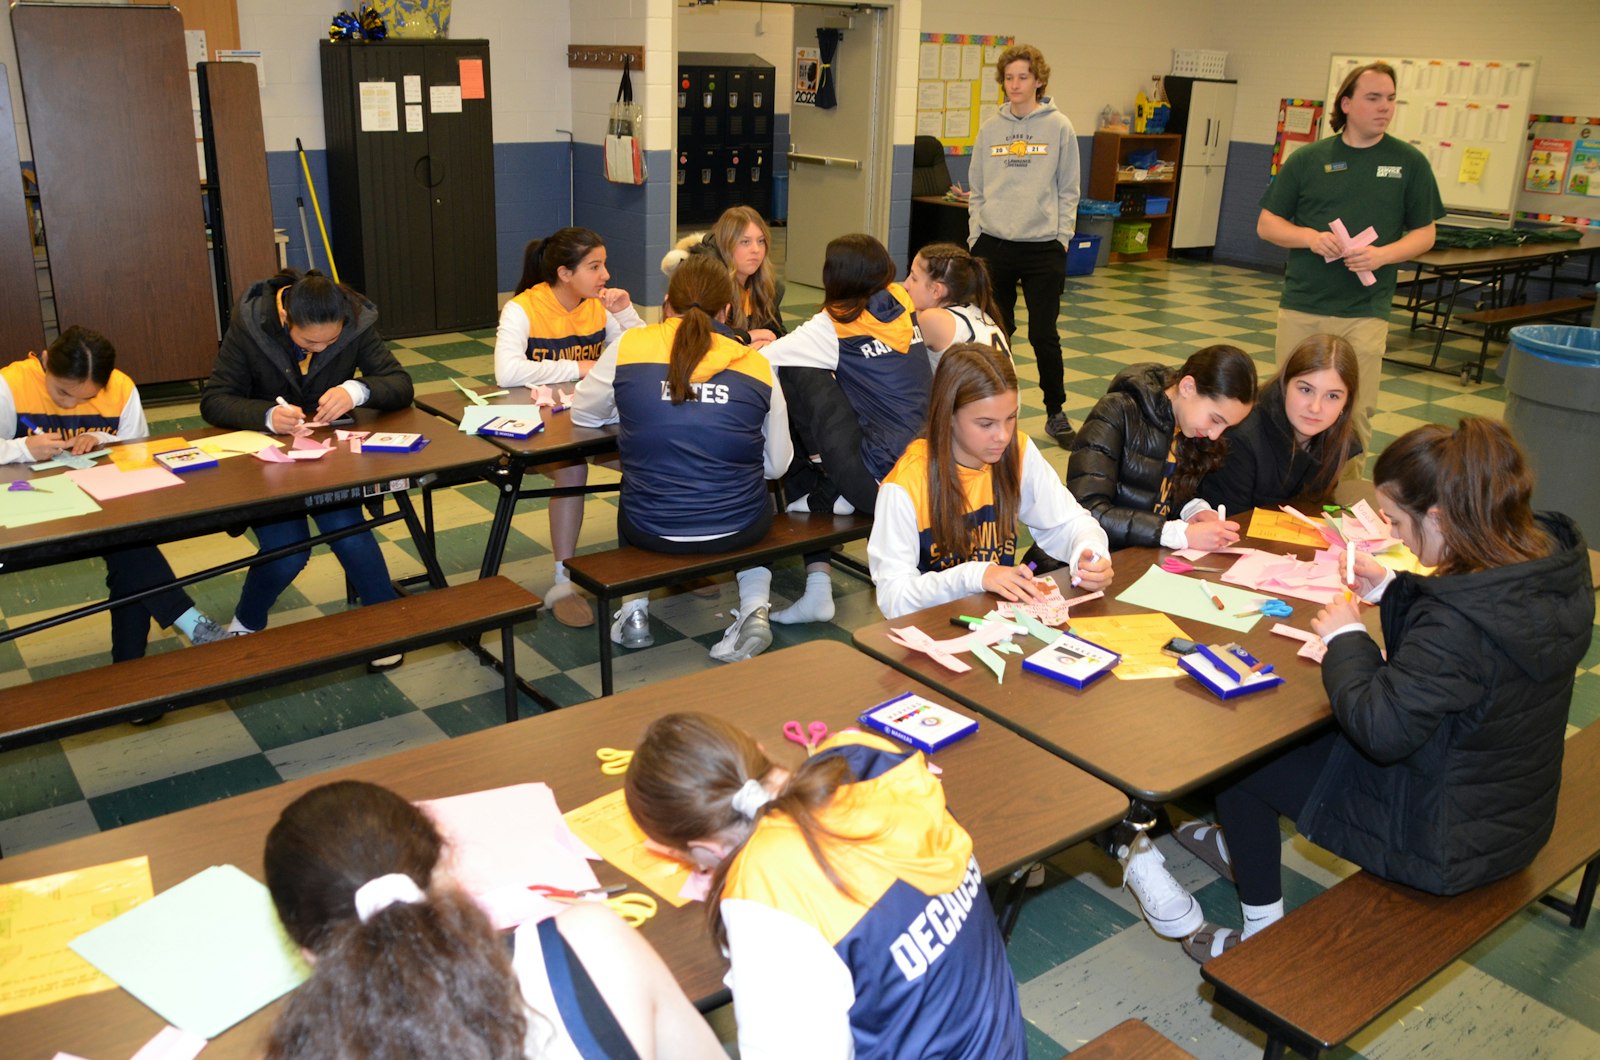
xmin=1324 ymin=161 xmax=1348 ymax=173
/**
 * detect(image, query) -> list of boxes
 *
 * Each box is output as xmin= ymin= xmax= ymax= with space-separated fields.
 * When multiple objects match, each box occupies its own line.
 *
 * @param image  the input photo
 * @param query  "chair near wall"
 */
xmin=911 ymin=134 xmax=953 ymax=198
xmin=907 ymin=135 xmax=965 ymax=271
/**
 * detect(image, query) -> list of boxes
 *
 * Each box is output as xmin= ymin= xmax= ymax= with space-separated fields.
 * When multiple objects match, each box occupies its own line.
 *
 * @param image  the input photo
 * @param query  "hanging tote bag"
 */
xmin=605 ymin=56 xmax=646 ymax=184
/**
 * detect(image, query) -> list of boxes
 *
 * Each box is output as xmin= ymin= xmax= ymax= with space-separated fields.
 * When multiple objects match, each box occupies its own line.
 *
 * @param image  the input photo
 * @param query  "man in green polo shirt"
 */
xmin=1258 ymin=62 xmax=1445 ymax=453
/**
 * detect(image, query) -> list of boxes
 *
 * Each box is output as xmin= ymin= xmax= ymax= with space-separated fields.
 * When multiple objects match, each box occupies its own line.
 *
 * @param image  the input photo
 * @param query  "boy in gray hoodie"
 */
xmin=968 ymin=44 xmax=1079 ymax=448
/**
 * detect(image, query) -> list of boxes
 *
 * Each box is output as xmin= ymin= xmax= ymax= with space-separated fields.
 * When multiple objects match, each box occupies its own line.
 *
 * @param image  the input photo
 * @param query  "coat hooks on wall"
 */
xmin=567 ymin=46 xmax=644 ymax=71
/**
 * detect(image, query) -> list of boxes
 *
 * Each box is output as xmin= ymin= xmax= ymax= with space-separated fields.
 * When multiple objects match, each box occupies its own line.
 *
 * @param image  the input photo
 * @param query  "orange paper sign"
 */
xmin=459 ymin=58 xmax=484 ymax=100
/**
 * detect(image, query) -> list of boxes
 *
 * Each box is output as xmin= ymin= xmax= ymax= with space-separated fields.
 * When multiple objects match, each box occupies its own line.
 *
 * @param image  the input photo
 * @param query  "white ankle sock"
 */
xmin=173 ymin=607 xmax=203 ymax=638
xmin=772 ymin=570 xmax=835 ymax=624
xmin=1240 ymin=899 xmax=1284 ymax=939
xmin=735 ymin=568 xmax=772 ymax=613
xmin=552 ymin=560 xmax=571 ymax=584
xmin=832 ymin=495 xmax=855 ymax=515
xmin=785 ymin=494 xmax=812 ymax=513
xmin=226 ymin=616 xmax=258 ymax=634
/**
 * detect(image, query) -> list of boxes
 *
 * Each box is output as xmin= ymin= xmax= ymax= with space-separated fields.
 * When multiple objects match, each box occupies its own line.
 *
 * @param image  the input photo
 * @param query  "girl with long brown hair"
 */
xmin=901 ymin=241 xmax=1010 ymax=370
xmin=867 ymin=343 xmax=1111 ymax=619
xmin=1186 ymin=418 xmax=1593 ymax=962
xmin=571 ymin=254 xmax=791 ymax=663
xmin=660 ymin=206 xmax=786 ymax=346
xmin=625 ymin=711 xmax=1027 ymax=1059
xmin=263 ymin=780 xmax=720 ymax=1059
xmin=1200 ymin=333 xmax=1362 ymax=513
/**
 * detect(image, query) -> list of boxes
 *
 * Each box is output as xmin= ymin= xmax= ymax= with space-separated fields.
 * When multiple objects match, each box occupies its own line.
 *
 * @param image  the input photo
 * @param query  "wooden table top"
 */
xmin=413 ymin=384 xmax=619 ymax=462
xmin=1409 ymin=229 xmax=1600 ymax=272
xmin=852 ymin=544 xmax=1375 ymax=802
xmin=0 ymin=641 xmax=1127 ymax=1059
xmin=0 ymin=405 xmax=501 ymax=568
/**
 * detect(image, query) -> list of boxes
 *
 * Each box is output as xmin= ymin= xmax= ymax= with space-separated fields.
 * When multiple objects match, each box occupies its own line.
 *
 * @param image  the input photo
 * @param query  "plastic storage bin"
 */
xmin=1065 ymin=234 xmax=1102 ymax=276
xmin=1112 ymin=221 xmax=1151 ymax=254
xmin=1504 ymin=325 xmax=1600 ymax=545
xmin=1145 ymin=195 xmax=1171 ymax=215
xmin=1078 ymin=201 xmax=1119 ymax=268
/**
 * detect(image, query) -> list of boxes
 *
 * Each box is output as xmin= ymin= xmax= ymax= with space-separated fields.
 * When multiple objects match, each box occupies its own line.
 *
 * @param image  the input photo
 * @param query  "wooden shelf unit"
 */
xmin=1090 ymin=131 xmax=1182 ymax=262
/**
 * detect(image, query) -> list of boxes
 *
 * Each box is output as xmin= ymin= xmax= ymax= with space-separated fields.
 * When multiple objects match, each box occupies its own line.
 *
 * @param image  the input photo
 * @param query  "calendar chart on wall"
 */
xmin=1324 ymin=55 xmax=1538 ymax=225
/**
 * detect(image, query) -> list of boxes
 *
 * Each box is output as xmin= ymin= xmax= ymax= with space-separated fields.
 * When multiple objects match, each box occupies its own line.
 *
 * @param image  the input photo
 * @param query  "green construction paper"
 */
xmin=457 ymin=404 xmax=545 ymax=434
xmin=970 ymin=642 xmax=1005 ymax=683
xmin=30 ymin=449 xmax=113 ymax=472
xmin=1115 ymin=565 xmax=1266 ymax=634
xmin=993 ymin=606 xmax=1061 ymax=645
xmin=69 ymin=864 xmax=311 ymax=1039
xmin=991 ymin=640 xmax=1022 ymax=655
xmin=0 ymin=474 xmax=102 ymax=528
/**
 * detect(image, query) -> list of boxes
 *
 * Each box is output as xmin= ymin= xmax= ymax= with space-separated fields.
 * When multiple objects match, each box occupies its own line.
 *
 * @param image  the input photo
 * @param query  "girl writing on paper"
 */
xmin=494 ymin=229 xmax=646 ymax=629
xmin=201 ymin=269 xmax=414 ymax=670
xmin=1 ymin=326 xmax=226 ymax=663
xmin=901 ymin=242 xmax=1011 ymax=371
xmin=867 ymin=343 xmax=1112 ymax=620
xmin=1199 ymin=334 xmax=1362 ymax=515
xmin=1068 ymin=344 xmax=1257 ymax=552
xmin=758 ymin=233 xmax=933 ymax=626
xmin=626 ymin=712 xmax=1027 ymax=1060
xmin=1184 ymin=418 xmax=1593 ymax=962
xmin=571 ymin=255 xmax=791 ymax=663
xmin=263 ymin=779 xmax=722 ymax=1060
xmin=660 ymin=206 xmax=786 ymax=346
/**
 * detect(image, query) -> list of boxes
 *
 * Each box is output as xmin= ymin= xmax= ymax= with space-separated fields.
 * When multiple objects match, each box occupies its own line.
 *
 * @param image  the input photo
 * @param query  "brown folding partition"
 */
xmin=199 ymin=61 xmax=278 ymax=327
xmin=0 ymin=64 xmax=45 ymax=356
xmin=11 ymin=3 xmax=217 ymax=383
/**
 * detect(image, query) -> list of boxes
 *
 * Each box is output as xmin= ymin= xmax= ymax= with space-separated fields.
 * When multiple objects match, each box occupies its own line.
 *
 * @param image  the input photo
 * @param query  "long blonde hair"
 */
xmin=707 ymin=207 xmax=779 ymax=331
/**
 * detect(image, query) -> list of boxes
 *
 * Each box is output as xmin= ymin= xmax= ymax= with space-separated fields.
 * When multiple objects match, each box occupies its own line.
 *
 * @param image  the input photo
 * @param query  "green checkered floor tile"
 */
xmin=4 ymin=257 xmax=1594 ymax=1060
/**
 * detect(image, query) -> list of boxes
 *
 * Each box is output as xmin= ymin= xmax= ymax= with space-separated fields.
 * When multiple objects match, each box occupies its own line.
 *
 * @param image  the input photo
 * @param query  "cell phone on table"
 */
xmin=1160 ymin=636 xmax=1199 ymax=658
xmin=328 ymin=415 xmax=356 ymax=427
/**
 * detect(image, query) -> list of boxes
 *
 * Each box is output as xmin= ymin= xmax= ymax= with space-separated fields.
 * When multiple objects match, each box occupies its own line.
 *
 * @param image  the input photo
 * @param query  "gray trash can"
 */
xmin=1078 ymin=199 xmax=1120 ymax=269
xmin=1504 ymin=324 xmax=1600 ymax=545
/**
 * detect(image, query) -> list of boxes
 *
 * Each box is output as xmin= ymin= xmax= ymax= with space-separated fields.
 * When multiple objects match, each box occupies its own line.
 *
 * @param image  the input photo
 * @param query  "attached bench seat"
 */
xmin=1064 ymin=1018 xmax=1198 ymax=1059
xmin=1201 ymin=721 xmax=1600 ymax=1059
xmin=564 ymin=512 xmax=872 ymax=695
xmin=1456 ymin=291 xmax=1596 ymax=382
xmin=0 ymin=576 xmax=543 ymax=752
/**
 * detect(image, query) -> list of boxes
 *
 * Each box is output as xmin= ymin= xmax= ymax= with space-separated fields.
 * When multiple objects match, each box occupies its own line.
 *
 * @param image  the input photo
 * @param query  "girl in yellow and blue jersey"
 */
xmin=572 ymin=255 xmax=790 ymax=663
xmin=1 ymin=326 xmax=225 ymax=662
xmin=493 ymin=228 xmax=645 ymax=629
xmin=758 ymin=233 xmax=932 ymax=625
xmin=867 ymin=343 xmax=1112 ymax=619
xmin=627 ymin=711 xmax=1027 ymax=1060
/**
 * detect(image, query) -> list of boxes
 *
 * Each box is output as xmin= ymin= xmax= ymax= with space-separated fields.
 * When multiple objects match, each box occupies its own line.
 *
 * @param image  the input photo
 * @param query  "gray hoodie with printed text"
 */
xmin=968 ymin=98 xmax=1080 ymax=247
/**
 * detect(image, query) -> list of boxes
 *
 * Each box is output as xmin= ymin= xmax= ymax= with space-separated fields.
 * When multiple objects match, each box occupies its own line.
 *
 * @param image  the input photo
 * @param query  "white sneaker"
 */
xmin=610 ymin=604 xmax=653 ymax=649
xmin=1121 ymin=835 xmax=1203 ymax=939
xmin=709 ymin=605 xmax=772 ymax=662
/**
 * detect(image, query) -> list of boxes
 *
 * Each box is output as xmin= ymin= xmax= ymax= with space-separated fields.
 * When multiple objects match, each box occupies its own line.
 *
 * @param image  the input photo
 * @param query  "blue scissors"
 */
xmin=1235 ymin=598 xmax=1293 ymax=618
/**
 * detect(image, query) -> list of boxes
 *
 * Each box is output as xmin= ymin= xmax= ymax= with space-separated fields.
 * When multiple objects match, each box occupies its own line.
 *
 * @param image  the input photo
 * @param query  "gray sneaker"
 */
xmin=187 ymin=616 xmax=228 ymax=645
xmin=1045 ymin=411 xmax=1076 ymax=449
xmin=611 ymin=605 xmax=653 ymax=649
xmin=709 ymin=605 xmax=772 ymax=663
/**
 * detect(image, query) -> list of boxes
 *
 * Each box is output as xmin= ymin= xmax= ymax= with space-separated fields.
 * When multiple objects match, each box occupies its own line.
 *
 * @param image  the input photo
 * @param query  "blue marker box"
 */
xmin=1179 ymin=643 xmax=1285 ymax=699
xmin=859 ymin=692 xmax=979 ymax=754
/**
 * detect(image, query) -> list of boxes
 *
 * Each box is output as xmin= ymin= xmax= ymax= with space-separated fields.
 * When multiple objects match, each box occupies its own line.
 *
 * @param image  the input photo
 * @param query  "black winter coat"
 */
xmin=1068 ymin=364 xmax=1184 ymax=549
xmin=200 ymin=277 xmax=414 ymax=430
xmin=1300 ymin=512 xmax=1594 ymax=895
xmin=1199 ymin=388 xmax=1361 ymax=514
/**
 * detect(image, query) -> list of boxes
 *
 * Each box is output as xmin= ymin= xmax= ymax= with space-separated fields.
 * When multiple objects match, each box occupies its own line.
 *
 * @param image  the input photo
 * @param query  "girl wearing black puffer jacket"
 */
xmin=1067 ymin=345 xmax=1257 ymax=553
xmin=1186 ymin=418 xmax=1594 ymax=963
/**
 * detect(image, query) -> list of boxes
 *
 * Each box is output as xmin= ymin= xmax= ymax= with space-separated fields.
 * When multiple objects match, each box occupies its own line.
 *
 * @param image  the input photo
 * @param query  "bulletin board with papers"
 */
xmin=1324 ymin=55 xmax=1538 ymax=225
xmin=1517 ymin=116 xmax=1600 ymax=229
xmin=916 ymin=33 xmax=1014 ymax=156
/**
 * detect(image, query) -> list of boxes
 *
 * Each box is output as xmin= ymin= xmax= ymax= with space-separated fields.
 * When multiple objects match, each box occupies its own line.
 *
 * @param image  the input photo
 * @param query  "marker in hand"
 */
xmin=18 ymin=414 xmax=44 ymax=435
xmin=1072 ymin=550 xmax=1106 ymax=588
xmin=274 ymin=395 xmax=301 ymax=427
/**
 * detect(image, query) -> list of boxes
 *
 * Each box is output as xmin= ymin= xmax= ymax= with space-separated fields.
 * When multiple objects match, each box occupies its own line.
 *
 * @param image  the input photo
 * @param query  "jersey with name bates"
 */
xmin=721 ymin=733 xmax=1024 ymax=1059
xmin=612 ymin=321 xmax=777 ymax=539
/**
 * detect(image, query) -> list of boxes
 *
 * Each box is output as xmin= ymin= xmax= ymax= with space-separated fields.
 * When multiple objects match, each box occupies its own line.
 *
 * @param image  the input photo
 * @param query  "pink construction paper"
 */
xmin=1349 ymin=499 xmax=1388 ymax=539
xmin=335 ymin=429 xmax=369 ymax=442
xmin=291 ymin=435 xmax=331 ymax=451
xmin=285 ymin=448 xmax=330 ymax=461
xmin=1324 ymin=218 xmax=1378 ymax=286
xmin=65 ymin=463 xmax=183 ymax=501
xmin=1221 ymin=549 xmax=1347 ymax=605
xmin=1271 ymin=622 xmax=1327 ymax=662
xmin=253 ymin=445 xmax=293 ymax=463
xmin=419 ymin=784 xmax=600 ymax=930
xmin=130 ymin=1025 xmax=208 ymax=1060
xmin=886 ymin=625 xmax=973 ymax=673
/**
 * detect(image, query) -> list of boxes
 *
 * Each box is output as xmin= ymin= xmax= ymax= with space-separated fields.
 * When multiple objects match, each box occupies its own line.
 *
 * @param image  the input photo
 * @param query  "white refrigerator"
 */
xmin=1165 ymin=77 xmax=1238 ymax=251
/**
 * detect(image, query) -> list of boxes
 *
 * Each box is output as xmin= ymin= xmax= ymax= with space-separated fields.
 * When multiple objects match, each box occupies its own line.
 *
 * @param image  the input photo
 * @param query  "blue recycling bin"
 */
xmin=1504 ymin=325 xmax=1600 ymax=545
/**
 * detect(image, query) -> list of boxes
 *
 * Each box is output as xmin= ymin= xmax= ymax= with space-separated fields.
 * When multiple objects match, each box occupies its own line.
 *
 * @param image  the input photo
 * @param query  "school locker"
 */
xmin=677 ymin=53 xmax=775 ymax=224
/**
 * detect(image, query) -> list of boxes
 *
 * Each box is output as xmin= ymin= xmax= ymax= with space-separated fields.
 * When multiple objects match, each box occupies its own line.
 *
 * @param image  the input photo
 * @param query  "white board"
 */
xmin=1324 ymin=56 xmax=1538 ymax=226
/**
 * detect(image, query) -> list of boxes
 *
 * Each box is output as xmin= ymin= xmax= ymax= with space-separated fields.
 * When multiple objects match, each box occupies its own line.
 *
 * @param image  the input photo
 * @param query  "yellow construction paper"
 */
xmin=563 ymin=788 xmax=692 ymax=907
xmin=1459 ymin=147 xmax=1489 ymax=184
xmin=0 ymin=855 xmax=154 ymax=1018
xmin=1070 ymin=612 xmax=1192 ymax=680
xmin=1246 ymin=507 xmax=1330 ymax=549
xmin=109 ymin=437 xmax=193 ymax=471
xmin=195 ymin=431 xmax=284 ymax=456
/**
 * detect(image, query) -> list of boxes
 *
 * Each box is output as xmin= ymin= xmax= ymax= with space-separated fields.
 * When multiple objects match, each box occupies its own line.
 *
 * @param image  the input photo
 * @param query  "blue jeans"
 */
xmin=235 ymin=505 xmax=397 ymax=631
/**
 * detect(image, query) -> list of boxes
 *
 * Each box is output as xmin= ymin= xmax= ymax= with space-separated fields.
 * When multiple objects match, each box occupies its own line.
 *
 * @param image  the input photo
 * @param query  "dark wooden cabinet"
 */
xmin=320 ymin=40 xmax=496 ymax=337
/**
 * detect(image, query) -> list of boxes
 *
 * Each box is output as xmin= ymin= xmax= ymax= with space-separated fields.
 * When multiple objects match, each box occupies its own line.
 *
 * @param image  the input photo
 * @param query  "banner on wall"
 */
xmin=915 ymin=32 xmax=1014 ymax=155
xmin=794 ymin=47 xmax=819 ymax=106
xmin=1518 ymin=116 xmax=1600 ymax=227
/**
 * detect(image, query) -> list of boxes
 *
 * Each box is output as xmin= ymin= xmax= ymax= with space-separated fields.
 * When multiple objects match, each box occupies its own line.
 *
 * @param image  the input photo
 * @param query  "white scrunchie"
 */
xmin=730 ymin=778 xmax=773 ymax=820
xmin=353 ymin=872 xmax=425 ymax=922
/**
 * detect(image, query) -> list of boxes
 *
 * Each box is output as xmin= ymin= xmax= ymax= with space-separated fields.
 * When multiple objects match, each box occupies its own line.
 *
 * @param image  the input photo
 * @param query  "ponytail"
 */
xmin=664 ymin=256 xmax=736 ymax=404
xmin=275 ymin=268 xmax=361 ymax=329
xmin=515 ymin=227 xmax=606 ymax=296
xmin=626 ymin=713 xmax=859 ymax=948
xmin=1373 ymin=417 xmax=1549 ymax=575
xmin=916 ymin=242 xmax=1006 ymax=340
